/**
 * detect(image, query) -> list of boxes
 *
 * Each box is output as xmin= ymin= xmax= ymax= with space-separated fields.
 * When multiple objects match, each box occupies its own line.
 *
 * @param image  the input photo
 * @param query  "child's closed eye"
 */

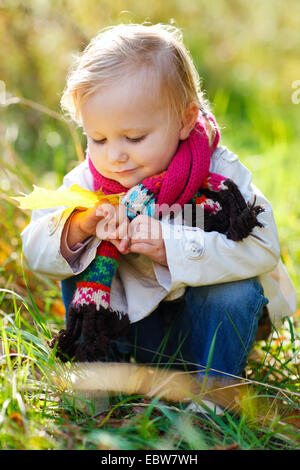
xmin=126 ymin=135 xmax=146 ymax=143
xmin=91 ymin=136 xmax=147 ymax=145
xmin=92 ymin=138 xmax=107 ymax=145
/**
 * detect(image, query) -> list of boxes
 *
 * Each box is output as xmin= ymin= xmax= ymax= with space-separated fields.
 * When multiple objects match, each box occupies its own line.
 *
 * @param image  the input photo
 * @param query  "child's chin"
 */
xmin=115 ymin=173 xmax=142 ymax=188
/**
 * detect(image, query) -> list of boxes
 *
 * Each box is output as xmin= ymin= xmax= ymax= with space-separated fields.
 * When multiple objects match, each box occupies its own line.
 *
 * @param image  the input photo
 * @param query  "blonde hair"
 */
xmin=61 ymin=23 xmax=216 ymax=144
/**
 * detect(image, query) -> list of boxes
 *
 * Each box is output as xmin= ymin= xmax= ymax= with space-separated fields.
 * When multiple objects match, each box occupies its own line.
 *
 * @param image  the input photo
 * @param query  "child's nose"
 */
xmin=107 ymin=144 xmax=128 ymax=163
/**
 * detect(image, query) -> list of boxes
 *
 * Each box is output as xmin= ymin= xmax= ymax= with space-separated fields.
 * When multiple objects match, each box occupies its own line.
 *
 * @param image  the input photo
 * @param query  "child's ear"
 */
xmin=179 ymin=102 xmax=199 ymax=140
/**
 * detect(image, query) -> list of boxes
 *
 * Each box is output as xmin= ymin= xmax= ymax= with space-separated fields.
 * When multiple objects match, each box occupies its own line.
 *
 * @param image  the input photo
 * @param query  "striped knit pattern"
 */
xmin=202 ymin=174 xmax=228 ymax=192
xmin=121 ymin=184 xmax=156 ymax=219
xmin=72 ymin=241 xmax=119 ymax=310
xmin=72 ymin=283 xmax=111 ymax=310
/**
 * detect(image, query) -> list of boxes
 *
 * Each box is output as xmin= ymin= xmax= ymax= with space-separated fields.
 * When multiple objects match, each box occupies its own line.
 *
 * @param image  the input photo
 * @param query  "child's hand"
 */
xmin=127 ymin=215 xmax=168 ymax=266
xmin=96 ymin=202 xmax=130 ymax=253
xmin=66 ymin=200 xmax=111 ymax=247
xmin=67 ymin=200 xmax=129 ymax=250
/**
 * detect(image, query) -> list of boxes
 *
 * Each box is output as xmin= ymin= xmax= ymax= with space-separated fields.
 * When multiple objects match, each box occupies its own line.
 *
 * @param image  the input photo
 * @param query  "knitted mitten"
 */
xmin=49 ymin=241 xmax=129 ymax=362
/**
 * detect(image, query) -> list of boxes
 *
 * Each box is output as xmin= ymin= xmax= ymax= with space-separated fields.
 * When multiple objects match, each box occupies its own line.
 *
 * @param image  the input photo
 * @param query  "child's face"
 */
xmin=81 ymin=70 xmax=184 ymax=188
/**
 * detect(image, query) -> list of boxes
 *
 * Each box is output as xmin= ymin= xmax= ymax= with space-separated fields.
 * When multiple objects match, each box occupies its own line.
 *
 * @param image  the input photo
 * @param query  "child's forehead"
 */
xmin=94 ymin=65 xmax=162 ymax=104
xmin=114 ymin=67 xmax=162 ymax=101
xmin=81 ymin=71 xmax=167 ymax=128
xmin=83 ymin=97 xmax=166 ymax=134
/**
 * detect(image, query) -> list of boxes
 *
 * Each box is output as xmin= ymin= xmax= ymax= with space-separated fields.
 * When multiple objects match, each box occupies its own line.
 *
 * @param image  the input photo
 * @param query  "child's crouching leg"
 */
xmin=61 ymin=276 xmax=77 ymax=319
xmin=185 ymin=277 xmax=268 ymax=382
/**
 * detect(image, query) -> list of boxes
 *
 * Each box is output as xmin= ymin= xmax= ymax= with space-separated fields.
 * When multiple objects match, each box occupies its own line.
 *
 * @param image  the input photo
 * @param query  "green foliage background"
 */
xmin=1 ymin=0 xmax=300 ymax=300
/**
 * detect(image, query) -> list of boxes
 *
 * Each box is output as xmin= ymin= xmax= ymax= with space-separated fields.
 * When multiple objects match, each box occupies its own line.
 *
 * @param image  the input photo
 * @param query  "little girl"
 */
xmin=21 ymin=23 xmax=296 ymax=381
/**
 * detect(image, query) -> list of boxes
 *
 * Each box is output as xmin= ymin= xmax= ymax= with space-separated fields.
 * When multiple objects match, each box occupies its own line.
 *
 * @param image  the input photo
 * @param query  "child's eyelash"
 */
xmin=127 ymin=135 xmax=146 ymax=143
xmin=91 ymin=136 xmax=146 ymax=144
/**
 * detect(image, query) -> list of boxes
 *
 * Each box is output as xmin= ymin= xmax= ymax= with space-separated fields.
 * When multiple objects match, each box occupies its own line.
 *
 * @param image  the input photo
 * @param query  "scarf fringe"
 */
xmin=227 ymin=196 xmax=264 ymax=241
xmin=49 ymin=304 xmax=130 ymax=362
xmin=189 ymin=178 xmax=264 ymax=241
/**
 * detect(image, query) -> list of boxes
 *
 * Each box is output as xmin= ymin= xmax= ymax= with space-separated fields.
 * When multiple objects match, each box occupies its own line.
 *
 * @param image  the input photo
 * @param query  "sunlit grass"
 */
xmin=0 ymin=282 xmax=299 ymax=450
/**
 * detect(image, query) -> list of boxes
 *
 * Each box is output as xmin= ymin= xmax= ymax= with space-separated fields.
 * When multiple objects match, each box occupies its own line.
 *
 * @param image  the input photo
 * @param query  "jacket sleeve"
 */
xmin=21 ymin=162 xmax=100 ymax=280
xmin=153 ymin=146 xmax=280 ymax=291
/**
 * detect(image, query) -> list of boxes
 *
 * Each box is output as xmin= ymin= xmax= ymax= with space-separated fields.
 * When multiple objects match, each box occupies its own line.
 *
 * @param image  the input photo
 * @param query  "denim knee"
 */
xmin=186 ymin=277 xmax=267 ymax=320
xmin=185 ymin=278 xmax=268 ymax=377
xmin=221 ymin=278 xmax=267 ymax=315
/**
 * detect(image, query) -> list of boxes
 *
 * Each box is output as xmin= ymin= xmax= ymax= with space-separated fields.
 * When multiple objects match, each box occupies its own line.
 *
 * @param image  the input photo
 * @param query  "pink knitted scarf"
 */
xmin=88 ymin=115 xmax=220 ymax=208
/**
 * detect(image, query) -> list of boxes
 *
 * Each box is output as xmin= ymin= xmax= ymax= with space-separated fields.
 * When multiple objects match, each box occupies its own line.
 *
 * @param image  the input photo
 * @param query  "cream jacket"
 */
xmin=21 ymin=146 xmax=297 ymax=326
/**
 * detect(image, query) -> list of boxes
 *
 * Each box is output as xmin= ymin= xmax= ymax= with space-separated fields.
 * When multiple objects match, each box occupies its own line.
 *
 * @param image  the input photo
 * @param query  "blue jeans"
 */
xmin=61 ymin=277 xmax=268 ymax=379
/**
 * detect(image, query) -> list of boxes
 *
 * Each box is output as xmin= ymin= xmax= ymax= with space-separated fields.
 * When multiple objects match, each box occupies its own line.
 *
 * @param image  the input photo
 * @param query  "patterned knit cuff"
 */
xmin=97 ymin=240 xmax=120 ymax=261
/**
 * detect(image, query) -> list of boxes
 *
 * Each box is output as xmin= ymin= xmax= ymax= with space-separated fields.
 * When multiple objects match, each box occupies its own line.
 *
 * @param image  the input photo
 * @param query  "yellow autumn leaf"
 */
xmin=12 ymin=184 xmax=124 ymax=210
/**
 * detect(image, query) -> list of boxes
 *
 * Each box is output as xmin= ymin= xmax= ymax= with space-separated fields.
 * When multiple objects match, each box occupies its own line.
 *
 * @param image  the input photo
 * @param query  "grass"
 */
xmin=0 ymin=281 xmax=299 ymax=450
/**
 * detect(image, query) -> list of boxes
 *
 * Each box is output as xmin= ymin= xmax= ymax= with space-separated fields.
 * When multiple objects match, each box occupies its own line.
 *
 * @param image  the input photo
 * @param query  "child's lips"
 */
xmin=114 ymin=168 xmax=137 ymax=174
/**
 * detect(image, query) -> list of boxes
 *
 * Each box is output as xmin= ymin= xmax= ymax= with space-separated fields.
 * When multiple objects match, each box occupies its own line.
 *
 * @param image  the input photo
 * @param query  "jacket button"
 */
xmin=183 ymin=241 xmax=203 ymax=259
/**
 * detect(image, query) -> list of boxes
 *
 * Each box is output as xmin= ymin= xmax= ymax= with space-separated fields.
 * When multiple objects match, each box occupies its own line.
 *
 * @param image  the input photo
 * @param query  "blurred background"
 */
xmin=0 ymin=0 xmax=299 ymax=311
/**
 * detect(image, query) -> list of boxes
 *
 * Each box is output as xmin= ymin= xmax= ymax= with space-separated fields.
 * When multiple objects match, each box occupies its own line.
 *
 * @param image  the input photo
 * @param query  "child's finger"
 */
xmin=109 ymin=238 xmax=130 ymax=254
xmin=95 ymin=206 xmax=105 ymax=218
xmin=117 ymin=217 xmax=130 ymax=240
xmin=104 ymin=205 xmax=129 ymax=239
xmin=129 ymin=240 xmax=167 ymax=265
xmin=94 ymin=199 xmax=108 ymax=216
xmin=116 ymin=203 xmax=129 ymax=225
xmin=130 ymin=217 xmax=162 ymax=241
xmin=95 ymin=202 xmax=115 ymax=219
xmin=130 ymin=222 xmax=156 ymax=241
xmin=96 ymin=217 xmax=113 ymax=239
xmin=120 ymin=237 xmax=130 ymax=251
